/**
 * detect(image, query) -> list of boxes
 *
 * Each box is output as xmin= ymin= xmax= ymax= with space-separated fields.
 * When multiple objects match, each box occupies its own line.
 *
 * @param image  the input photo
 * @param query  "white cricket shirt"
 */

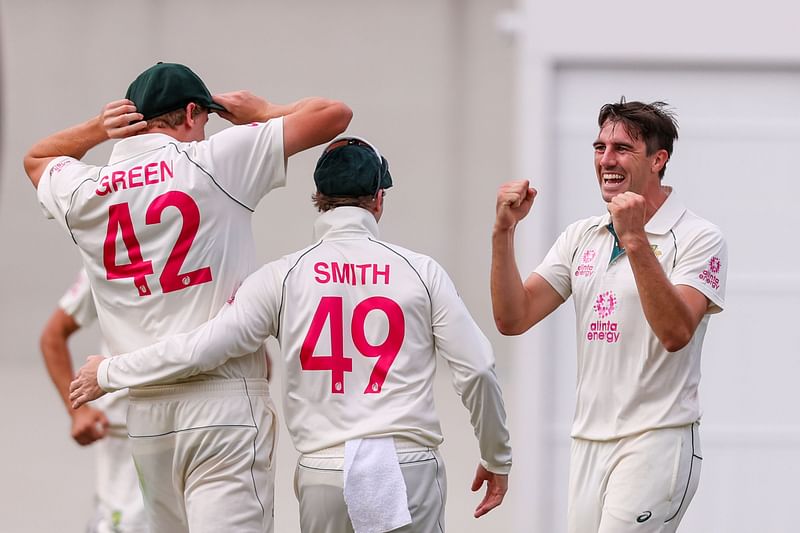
xmin=98 ymin=207 xmax=512 ymax=474
xmin=39 ymin=120 xmax=286 ymax=385
xmin=534 ymin=189 xmax=727 ymax=440
xmin=57 ymin=269 xmax=127 ymax=426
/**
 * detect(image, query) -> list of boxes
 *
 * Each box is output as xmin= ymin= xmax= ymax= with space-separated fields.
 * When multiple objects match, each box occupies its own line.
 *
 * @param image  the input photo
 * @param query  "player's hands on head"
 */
xmin=213 ymin=91 xmax=271 ymax=125
xmin=471 ymin=464 xmax=508 ymax=518
xmin=102 ymin=99 xmax=147 ymax=139
xmin=495 ymin=180 xmax=537 ymax=232
xmin=69 ymin=355 xmax=108 ymax=409
xmin=70 ymin=405 xmax=109 ymax=446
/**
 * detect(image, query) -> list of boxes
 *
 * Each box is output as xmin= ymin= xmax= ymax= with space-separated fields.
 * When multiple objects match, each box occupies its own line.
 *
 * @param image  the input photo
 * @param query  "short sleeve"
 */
xmin=671 ymin=225 xmax=727 ymax=313
xmin=200 ymin=118 xmax=287 ymax=209
xmin=37 ymin=156 xmax=89 ymax=228
xmin=57 ymin=269 xmax=97 ymax=327
xmin=533 ymin=228 xmax=575 ymax=301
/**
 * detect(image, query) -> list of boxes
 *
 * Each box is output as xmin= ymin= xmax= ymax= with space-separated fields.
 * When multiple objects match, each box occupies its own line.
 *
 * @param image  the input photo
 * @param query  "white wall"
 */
xmin=0 ymin=1 xmax=514 ymax=532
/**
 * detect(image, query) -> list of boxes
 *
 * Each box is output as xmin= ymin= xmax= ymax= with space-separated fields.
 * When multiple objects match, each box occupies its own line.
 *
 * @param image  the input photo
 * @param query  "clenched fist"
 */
xmin=495 ymin=180 xmax=537 ymax=232
xmin=607 ymin=191 xmax=648 ymax=247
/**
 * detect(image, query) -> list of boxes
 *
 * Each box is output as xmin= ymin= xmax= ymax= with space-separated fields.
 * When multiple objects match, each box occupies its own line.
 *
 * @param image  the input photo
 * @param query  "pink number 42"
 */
xmin=103 ymin=191 xmax=212 ymax=296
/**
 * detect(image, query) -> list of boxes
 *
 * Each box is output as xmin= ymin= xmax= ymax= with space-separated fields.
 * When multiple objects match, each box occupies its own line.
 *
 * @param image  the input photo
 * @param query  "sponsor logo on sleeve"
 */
xmin=575 ymin=249 xmax=597 ymax=277
xmin=699 ymin=256 xmax=721 ymax=289
xmin=586 ymin=290 xmax=620 ymax=343
xmin=49 ymin=158 xmax=74 ymax=177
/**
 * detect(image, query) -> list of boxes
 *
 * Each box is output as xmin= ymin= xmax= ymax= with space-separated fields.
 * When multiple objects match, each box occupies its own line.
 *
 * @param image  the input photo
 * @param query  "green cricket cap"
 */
xmin=314 ymin=136 xmax=393 ymax=197
xmin=125 ymin=62 xmax=226 ymax=121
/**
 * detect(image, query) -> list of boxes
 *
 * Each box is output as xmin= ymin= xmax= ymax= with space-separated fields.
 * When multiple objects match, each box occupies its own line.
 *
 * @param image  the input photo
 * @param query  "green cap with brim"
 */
xmin=314 ymin=136 xmax=393 ymax=197
xmin=125 ymin=62 xmax=227 ymax=121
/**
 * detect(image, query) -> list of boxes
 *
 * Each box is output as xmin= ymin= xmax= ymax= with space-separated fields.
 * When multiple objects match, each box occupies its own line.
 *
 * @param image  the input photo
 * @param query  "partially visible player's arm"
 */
xmin=429 ymin=261 xmax=512 ymax=517
xmin=40 ymin=308 xmax=109 ymax=445
xmin=69 ymin=264 xmax=282 ymax=407
xmin=213 ymin=92 xmax=352 ymax=157
xmin=23 ymin=99 xmax=145 ymax=188
xmin=491 ymin=180 xmax=564 ymax=334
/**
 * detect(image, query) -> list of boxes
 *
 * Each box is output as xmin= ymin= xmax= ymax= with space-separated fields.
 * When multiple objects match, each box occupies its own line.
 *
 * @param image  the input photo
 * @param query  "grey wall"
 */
xmin=0 ymin=1 xmax=515 ymax=532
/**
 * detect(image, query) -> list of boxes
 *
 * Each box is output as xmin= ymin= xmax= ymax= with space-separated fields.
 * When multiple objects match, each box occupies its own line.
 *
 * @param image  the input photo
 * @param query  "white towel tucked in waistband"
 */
xmin=343 ymin=437 xmax=412 ymax=533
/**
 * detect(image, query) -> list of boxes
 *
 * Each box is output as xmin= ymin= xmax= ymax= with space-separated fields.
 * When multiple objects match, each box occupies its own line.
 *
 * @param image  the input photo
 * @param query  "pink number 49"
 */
xmin=300 ymin=296 xmax=405 ymax=394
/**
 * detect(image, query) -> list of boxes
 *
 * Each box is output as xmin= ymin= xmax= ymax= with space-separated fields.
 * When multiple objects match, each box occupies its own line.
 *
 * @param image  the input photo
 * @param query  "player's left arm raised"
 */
xmin=24 ymin=99 xmax=145 ymax=188
xmin=609 ymin=192 xmax=715 ymax=352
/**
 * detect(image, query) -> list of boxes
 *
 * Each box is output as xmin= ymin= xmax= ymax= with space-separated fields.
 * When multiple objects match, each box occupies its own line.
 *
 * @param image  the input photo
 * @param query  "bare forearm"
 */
xmin=40 ymin=335 xmax=77 ymax=413
xmin=626 ymin=239 xmax=696 ymax=351
xmin=260 ymin=97 xmax=316 ymax=121
xmin=24 ymin=115 xmax=107 ymax=188
xmin=282 ymin=97 xmax=352 ymax=157
xmin=259 ymin=97 xmax=345 ymax=123
xmin=491 ymin=226 xmax=529 ymax=334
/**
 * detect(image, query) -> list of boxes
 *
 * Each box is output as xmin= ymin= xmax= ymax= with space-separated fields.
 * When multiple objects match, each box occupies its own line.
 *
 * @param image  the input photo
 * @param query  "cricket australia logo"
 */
xmin=650 ymin=244 xmax=662 ymax=258
xmin=699 ymin=256 xmax=721 ymax=289
xmin=587 ymin=290 xmax=620 ymax=343
xmin=575 ymin=249 xmax=597 ymax=278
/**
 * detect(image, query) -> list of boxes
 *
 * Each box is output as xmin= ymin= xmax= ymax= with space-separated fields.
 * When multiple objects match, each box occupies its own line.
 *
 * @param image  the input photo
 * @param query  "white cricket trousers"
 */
xmin=568 ymin=423 xmax=702 ymax=533
xmin=88 ymin=426 xmax=147 ymax=533
xmin=294 ymin=440 xmax=447 ymax=533
xmin=127 ymin=379 xmax=278 ymax=533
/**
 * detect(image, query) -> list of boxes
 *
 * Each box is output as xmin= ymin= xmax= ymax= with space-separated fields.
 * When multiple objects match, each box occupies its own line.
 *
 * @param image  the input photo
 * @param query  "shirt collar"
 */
xmin=313 ymin=207 xmax=380 ymax=241
xmin=644 ymin=186 xmax=686 ymax=235
xmin=109 ymin=133 xmax=182 ymax=164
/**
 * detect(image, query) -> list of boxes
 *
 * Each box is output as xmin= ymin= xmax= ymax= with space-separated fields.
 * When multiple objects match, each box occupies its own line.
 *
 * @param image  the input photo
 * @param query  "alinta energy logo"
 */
xmin=699 ymin=256 xmax=721 ymax=290
xmin=575 ymin=249 xmax=597 ymax=278
xmin=587 ymin=290 xmax=620 ymax=343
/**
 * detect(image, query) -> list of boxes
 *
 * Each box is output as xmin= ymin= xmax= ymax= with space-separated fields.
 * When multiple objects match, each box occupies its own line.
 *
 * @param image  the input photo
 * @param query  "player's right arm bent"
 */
xmin=491 ymin=180 xmax=564 ymax=335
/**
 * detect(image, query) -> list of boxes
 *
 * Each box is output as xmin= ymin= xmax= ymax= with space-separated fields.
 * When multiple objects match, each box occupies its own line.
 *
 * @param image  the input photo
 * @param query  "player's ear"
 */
xmin=184 ymin=102 xmax=198 ymax=128
xmin=652 ymin=149 xmax=668 ymax=175
xmin=373 ymin=190 xmax=385 ymax=221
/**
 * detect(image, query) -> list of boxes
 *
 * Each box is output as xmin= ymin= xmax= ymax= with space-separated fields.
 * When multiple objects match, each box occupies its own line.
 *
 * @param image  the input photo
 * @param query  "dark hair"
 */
xmin=598 ymin=98 xmax=678 ymax=178
xmin=311 ymin=191 xmax=382 ymax=213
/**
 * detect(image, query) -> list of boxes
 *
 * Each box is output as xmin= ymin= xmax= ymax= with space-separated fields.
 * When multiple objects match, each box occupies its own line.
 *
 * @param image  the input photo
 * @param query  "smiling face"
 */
xmin=593 ymin=120 xmax=667 ymax=203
